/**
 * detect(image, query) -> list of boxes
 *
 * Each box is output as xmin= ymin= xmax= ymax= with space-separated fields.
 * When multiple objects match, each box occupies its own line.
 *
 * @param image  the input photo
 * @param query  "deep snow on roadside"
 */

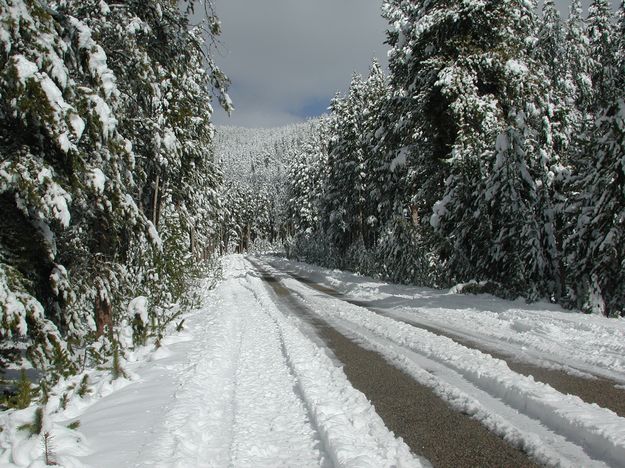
xmin=259 ymin=255 xmax=625 ymax=467
xmin=9 ymin=252 xmax=625 ymax=468
xmin=264 ymin=255 xmax=625 ymax=384
xmin=0 ymin=256 xmax=424 ymax=467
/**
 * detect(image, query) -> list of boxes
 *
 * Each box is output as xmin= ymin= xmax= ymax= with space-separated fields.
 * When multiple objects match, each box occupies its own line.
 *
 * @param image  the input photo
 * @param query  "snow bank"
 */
xmin=0 ymin=367 xmax=136 ymax=467
xmin=265 ymin=255 xmax=625 ymax=383
xmin=245 ymin=260 xmax=425 ymax=468
xmin=280 ymin=273 xmax=625 ymax=467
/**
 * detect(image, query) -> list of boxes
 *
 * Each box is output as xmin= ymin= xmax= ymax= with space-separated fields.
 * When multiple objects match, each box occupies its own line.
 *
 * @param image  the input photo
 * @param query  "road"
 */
xmin=268 ymin=262 xmax=625 ymax=418
xmin=249 ymin=258 xmax=536 ymax=467
xmin=250 ymin=255 xmax=625 ymax=468
xmin=66 ymin=255 xmax=625 ymax=468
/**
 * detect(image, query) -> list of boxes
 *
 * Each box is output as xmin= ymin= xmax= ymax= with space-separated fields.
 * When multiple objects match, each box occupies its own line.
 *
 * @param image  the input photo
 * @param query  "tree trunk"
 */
xmin=152 ymin=174 xmax=160 ymax=226
xmin=95 ymin=292 xmax=113 ymax=338
xmin=189 ymin=226 xmax=197 ymax=256
xmin=411 ymin=204 xmax=419 ymax=227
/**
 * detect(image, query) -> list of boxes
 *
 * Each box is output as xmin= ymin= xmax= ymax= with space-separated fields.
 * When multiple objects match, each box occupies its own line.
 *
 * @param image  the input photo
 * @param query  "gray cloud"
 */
xmin=209 ymin=0 xmax=618 ymax=128
xmin=210 ymin=0 xmax=388 ymax=127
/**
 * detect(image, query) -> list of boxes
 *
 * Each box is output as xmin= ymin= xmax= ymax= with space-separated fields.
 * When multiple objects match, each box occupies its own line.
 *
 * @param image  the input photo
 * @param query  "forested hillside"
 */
xmin=219 ymin=0 xmax=625 ymax=317
xmin=0 ymin=0 xmax=230 ymax=378
xmin=3 ymin=0 xmax=625 ymax=465
xmin=214 ymin=121 xmax=321 ymax=252
xmin=2 ymin=0 xmax=624 ymax=407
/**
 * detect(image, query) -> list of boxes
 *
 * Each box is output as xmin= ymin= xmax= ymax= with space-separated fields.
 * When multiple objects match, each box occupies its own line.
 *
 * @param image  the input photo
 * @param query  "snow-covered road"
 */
xmin=265 ymin=256 xmax=625 ymax=385
xmin=59 ymin=254 xmax=625 ymax=467
xmin=76 ymin=256 xmax=420 ymax=468
xmin=259 ymin=255 xmax=625 ymax=467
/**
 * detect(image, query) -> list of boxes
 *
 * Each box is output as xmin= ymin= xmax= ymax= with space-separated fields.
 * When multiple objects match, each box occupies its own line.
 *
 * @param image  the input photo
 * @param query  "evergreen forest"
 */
xmin=1 ymin=0 xmax=625 ymax=392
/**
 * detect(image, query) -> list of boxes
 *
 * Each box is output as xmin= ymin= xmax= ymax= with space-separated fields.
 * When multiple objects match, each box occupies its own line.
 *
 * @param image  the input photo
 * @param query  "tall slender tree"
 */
xmin=566 ymin=0 xmax=593 ymax=115
xmin=567 ymin=0 xmax=625 ymax=315
xmin=588 ymin=0 xmax=617 ymax=110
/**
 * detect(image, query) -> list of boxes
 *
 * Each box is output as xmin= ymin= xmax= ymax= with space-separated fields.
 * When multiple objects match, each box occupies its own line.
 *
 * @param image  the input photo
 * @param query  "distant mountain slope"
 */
xmin=214 ymin=121 xmax=319 ymax=189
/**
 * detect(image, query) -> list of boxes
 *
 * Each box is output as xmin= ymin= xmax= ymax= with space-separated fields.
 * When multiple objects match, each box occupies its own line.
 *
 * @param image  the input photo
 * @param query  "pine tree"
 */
xmin=286 ymin=123 xmax=329 ymax=241
xmin=538 ymin=1 xmax=567 ymax=88
xmin=381 ymin=0 xmax=563 ymax=297
xmin=357 ymin=60 xmax=391 ymax=246
xmin=324 ymin=71 xmax=375 ymax=253
xmin=535 ymin=0 xmax=576 ymax=299
xmin=537 ymin=0 xmax=573 ymax=156
xmin=567 ymin=0 xmax=625 ymax=315
xmin=319 ymin=61 xmax=390 ymax=270
xmin=1 ymin=0 xmax=148 ymax=369
xmin=588 ymin=0 xmax=617 ymax=111
xmin=1 ymin=0 xmax=230 ymax=375
xmin=381 ymin=0 xmax=448 ymax=221
xmin=568 ymin=100 xmax=625 ymax=316
xmin=566 ymin=0 xmax=593 ymax=115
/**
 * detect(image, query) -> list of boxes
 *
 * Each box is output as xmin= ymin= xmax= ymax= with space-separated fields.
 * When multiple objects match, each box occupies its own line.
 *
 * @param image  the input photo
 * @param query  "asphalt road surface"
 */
xmin=248 ymin=258 xmax=538 ymax=467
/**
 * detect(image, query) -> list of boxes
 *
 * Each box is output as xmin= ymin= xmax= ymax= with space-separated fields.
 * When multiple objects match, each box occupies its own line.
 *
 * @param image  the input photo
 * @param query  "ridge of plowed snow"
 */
xmin=266 ymin=256 xmax=625 ymax=383
xmin=71 ymin=255 xmax=424 ymax=468
xmin=259 ymin=258 xmax=625 ymax=468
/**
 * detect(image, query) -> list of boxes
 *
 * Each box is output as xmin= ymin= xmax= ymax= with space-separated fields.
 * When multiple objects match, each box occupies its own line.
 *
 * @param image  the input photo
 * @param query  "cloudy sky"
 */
xmin=209 ymin=0 xmax=615 ymax=128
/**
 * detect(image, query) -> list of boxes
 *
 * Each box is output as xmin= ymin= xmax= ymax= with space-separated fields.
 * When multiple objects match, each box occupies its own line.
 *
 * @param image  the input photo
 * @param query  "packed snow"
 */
xmin=0 ymin=256 xmax=423 ymax=467
xmin=266 ymin=256 xmax=625 ymax=384
xmin=261 ymin=255 xmax=625 ymax=467
xmin=4 ymin=254 xmax=625 ymax=467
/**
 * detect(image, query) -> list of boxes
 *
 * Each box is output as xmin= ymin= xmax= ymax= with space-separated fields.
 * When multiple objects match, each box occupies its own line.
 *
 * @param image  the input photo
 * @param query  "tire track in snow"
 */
xmin=379 ymin=311 xmax=625 ymax=417
xmin=139 ymin=260 xmax=323 ymax=467
xmin=276 ymin=263 xmax=625 ymax=418
xmin=322 ymin=315 xmax=611 ymax=468
xmin=267 ymin=266 xmax=625 ymax=468
xmin=247 ymin=258 xmax=536 ymax=468
xmin=240 ymin=281 xmax=334 ymax=468
xmin=242 ymin=259 xmax=424 ymax=468
xmin=225 ymin=278 xmax=324 ymax=467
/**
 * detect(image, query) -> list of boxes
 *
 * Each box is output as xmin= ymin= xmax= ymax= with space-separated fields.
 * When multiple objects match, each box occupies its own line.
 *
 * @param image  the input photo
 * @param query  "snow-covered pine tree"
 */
xmin=587 ymin=0 xmax=618 ymax=111
xmin=560 ymin=1 xmax=595 ymax=294
xmin=286 ymin=123 xmax=329 ymax=239
xmin=355 ymin=60 xmax=389 ymax=251
xmin=566 ymin=1 xmax=625 ymax=316
xmin=384 ymin=0 xmax=563 ymax=298
xmin=534 ymin=0 xmax=578 ymax=299
xmin=566 ymin=100 xmax=625 ymax=316
xmin=536 ymin=0 xmax=574 ymax=156
xmin=566 ymin=0 xmax=594 ymax=116
xmin=284 ymin=123 xmax=335 ymax=263
xmin=562 ymin=0 xmax=594 ymax=182
xmin=538 ymin=1 xmax=566 ymax=79
xmin=66 ymin=0 xmax=229 ymax=317
xmin=381 ymin=0 xmax=447 ymax=223
xmin=324 ymin=75 xmax=367 ymax=253
xmin=0 ymin=0 xmax=152 ymax=371
xmin=323 ymin=62 xmax=387 ymax=257
xmin=0 ymin=0 xmax=230 ymax=375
